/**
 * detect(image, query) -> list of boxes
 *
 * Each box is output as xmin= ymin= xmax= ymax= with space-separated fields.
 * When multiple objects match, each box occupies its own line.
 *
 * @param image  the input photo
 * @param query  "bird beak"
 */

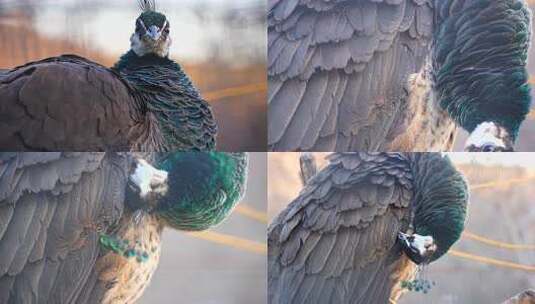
xmin=146 ymin=25 xmax=162 ymax=41
xmin=398 ymin=232 xmax=436 ymax=264
xmin=411 ymin=235 xmax=436 ymax=257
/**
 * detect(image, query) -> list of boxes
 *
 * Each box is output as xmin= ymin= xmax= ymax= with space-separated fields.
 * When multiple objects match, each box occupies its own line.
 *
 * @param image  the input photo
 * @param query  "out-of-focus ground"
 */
xmin=139 ymin=153 xmax=267 ymax=304
xmin=268 ymin=153 xmax=535 ymax=304
xmin=0 ymin=0 xmax=266 ymax=151
xmin=453 ymin=2 xmax=535 ymax=151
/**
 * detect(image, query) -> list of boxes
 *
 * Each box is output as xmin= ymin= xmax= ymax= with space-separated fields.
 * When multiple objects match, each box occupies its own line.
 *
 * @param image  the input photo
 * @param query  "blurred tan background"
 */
xmin=269 ymin=153 xmax=535 ymax=303
xmin=0 ymin=0 xmax=266 ymax=151
xmin=140 ymin=152 xmax=267 ymax=304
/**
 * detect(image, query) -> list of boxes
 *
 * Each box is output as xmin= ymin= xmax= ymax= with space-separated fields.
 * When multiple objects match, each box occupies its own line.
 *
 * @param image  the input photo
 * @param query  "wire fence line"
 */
xmin=203 ymin=82 xmax=266 ymax=102
xmin=449 ymin=249 xmax=535 ymax=272
xmin=470 ymin=176 xmax=535 ymax=190
xmin=185 ymin=230 xmax=267 ymax=255
xmin=452 ymin=173 xmax=535 ymax=272
xmin=529 ymin=109 xmax=535 ymax=120
xmin=183 ymin=203 xmax=267 ymax=255
xmin=462 ymin=231 xmax=535 ymax=251
xmin=235 ymin=205 xmax=268 ymax=224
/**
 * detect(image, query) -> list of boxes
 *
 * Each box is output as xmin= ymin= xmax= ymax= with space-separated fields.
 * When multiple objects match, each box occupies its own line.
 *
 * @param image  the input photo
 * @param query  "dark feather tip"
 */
xmin=138 ymin=0 xmax=156 ymax=12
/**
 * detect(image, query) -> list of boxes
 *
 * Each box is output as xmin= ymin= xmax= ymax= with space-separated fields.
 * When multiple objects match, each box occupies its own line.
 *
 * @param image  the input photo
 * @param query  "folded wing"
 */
xmin=0 ymin=56 xmax=141 ymax=151
xmin=0 ymin=152 xmax=130 ymax=303
xmin=268 ymin=153 xmax=414 ymax=303
xmin=268 ymin=0 xmax=434 ymax=151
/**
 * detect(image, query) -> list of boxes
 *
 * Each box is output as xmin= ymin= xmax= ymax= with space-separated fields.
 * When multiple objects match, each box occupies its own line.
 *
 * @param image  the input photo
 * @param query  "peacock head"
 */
xmin=465 ymin=122 xmax=514 ymax=152
xmin=399 ymin=204 xmax=467 ymax=266
xmin=130 ymin=0 xmax=172 ymax=58
xmin=126 ymin=152 xmax=248 ymax=231
xmin=398 ymin=232 xmax=437 ymax=265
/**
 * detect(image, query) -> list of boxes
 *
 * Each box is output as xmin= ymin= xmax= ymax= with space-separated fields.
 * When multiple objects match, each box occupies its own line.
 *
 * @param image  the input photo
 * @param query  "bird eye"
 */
xmin=481 ymin=144 xmax=495 ymax=152
xmin=136 ymin=20 xmax=146 ymax=34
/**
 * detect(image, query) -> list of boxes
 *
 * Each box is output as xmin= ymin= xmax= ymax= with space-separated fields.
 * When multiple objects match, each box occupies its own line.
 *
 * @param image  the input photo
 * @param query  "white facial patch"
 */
xmin=130 ymin=32 xmax=171 ymax=57
xmin=130 ymin=159 xmax=168 ymax=197
xmin=411 ymin=234 xmax=435 ymax=256
xmin=465 ymin=121 xmax=506 ymax=149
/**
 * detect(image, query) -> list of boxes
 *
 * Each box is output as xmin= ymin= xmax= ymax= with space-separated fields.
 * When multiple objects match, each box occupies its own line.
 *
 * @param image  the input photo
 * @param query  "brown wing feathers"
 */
xmin=0 ymin=56 xmax=139 ymax=151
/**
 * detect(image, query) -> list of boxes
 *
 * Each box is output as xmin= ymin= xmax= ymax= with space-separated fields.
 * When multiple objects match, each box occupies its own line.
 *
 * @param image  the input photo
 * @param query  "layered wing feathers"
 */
xmin=0 ymin=56 xmax=139 ymax=151
xmin=268 ymin=153 xmax=414 ymax=304
xmin=0 ymin=153 xmax=130 ymax=304
xmin=268 ymin=0 xmax=434 ymax=151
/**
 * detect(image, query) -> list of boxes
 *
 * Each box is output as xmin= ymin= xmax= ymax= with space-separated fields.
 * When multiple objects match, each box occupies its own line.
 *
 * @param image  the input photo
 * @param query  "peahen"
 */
xmin=268 ymin=0 xmax=532 ymax=152
xmin=268 ymin=152 xmax=469 ymax=303
xmin=0 ymin=0 xmax=217 ymax=151
xmin=0 ymin=152 xmax=248 ymax=303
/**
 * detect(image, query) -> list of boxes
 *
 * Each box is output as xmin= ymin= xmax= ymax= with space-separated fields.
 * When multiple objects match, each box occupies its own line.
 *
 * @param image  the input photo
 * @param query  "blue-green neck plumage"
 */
xmin=433 ymin=0 xmax=531 ymax=139
xmin=113 ymin=50 xmax=217 ymax=151
xmin=155 ymin=152 xmax=248 ymax=231
xmin=409 ymin=154 xmax=468 ymax=262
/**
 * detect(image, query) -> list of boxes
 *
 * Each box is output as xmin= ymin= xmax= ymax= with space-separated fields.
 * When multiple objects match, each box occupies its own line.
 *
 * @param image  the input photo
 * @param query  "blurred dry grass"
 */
xmin=0 ymin=12 xmax=266 ymax=151
xmin=268 ymin=153 xmax=535 ymax=303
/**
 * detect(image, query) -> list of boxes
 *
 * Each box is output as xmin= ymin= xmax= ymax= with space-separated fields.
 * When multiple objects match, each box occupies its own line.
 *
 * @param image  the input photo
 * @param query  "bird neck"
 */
xmin=432 ymin=0 xmax=531 ymax=141
xmin=408 ymin=154 xmax=468 ymax=262
xmin=113 ymin=50 xmax=174 ymax=71
xmin=113 ymin=50 xmax=217 ymax=151
xmin=154 ymin=152 xmax=248 ymax=231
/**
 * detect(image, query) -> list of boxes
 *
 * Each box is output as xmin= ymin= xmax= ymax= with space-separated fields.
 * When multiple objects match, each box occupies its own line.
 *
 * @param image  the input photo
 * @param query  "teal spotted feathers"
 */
xmin=99 ymin=234 xmax=151 ymax=263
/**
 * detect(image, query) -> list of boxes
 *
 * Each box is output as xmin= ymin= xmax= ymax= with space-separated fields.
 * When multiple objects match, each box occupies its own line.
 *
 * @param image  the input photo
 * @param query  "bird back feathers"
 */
xmin=138 ymin=0 xmax=156 ymax=12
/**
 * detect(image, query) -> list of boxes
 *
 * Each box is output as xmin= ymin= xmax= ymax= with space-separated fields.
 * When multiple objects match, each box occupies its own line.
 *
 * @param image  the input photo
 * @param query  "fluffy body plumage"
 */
xmin=113 ymin=51 xmax=217 ymax=151
xmin=0 ymin=152 xmax=248 ymax=303
xmin=268 ymin=153 xmax=468 ymax=304
xmin=268 ymin=0 xmax=531 ymax=152
xmin=98 ymin=212 xmax=163 ymax=304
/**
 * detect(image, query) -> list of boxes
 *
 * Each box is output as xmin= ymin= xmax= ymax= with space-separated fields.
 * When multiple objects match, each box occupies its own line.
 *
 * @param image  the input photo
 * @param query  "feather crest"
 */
xmin=138 ymin=0 xmax=156 ymax=12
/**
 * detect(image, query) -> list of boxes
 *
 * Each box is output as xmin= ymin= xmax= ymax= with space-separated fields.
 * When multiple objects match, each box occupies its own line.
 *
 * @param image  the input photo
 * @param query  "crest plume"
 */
xmin=138 ymin=0 xmax=156 ymax=12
